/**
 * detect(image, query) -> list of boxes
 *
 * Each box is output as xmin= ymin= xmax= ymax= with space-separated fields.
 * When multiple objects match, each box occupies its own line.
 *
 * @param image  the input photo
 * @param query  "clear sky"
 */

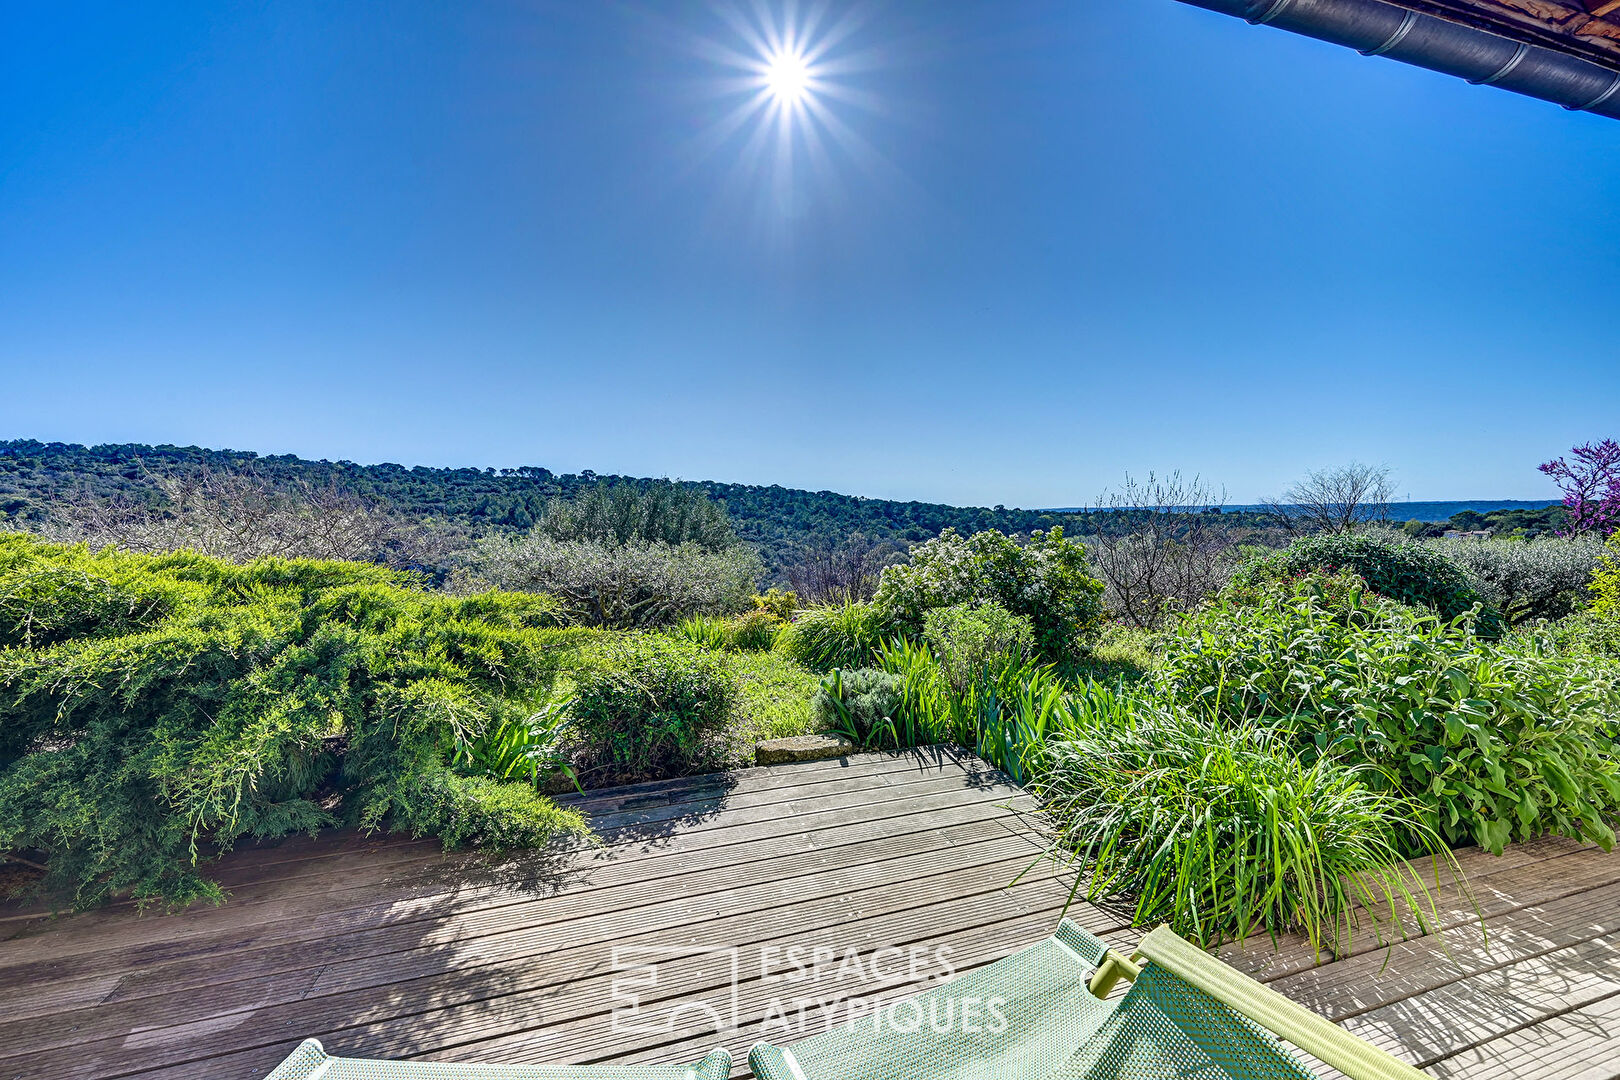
xmin=3 ymin=1 xmax=1617 ymax=507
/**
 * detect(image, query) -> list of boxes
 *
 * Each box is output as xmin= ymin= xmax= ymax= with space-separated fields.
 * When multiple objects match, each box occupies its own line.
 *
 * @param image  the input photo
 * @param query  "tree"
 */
xmin=1087 ymin=472 xmax=1235 ymax=628
xmin=786 ymin=532 xmax=904 ymax=603
xmin=38 ymin=464 xmax=452 ymax=569
xmin=535 ymin=479 xmax=736 ymax=551
xmin=1540 ymin=439 xmax=1620 ymax=537
xmin=1265 ymin=463 xmax=1394 ymax=534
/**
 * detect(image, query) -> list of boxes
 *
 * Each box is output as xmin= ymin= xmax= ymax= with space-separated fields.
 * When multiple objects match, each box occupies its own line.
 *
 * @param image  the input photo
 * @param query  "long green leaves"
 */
xmin=1035 ymin=707 xmax=1452 ymax=952
xmin=452 ymin=694 xmax=578 ymax=792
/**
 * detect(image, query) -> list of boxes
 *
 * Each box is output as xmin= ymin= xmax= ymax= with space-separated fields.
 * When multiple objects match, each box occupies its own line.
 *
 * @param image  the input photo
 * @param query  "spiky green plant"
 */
xmin=776 ymin=600 xmax=892 ymax=670
xmin=1034 ymin=706 xmax=1452 ymax=951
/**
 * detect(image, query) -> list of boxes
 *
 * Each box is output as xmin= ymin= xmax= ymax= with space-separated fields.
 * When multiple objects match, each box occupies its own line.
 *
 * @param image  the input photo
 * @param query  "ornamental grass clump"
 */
xmin=776 ymin=599 xmax=893 ymax=671
xmin=0 ymin=534 xmax=591 ymax=910
xmin=1035 ymin=707 xmax=1449 ymax=951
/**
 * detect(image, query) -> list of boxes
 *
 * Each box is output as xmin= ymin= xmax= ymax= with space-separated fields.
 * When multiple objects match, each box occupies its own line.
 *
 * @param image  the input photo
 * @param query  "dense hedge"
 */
xmin=1230 ymin=532 xmax=1503 ymax=637
xmin=570 ymin=635 xmax=736 ymax=783
xmin=0 ymin=535 xmax=590 ymax=909
xmin=1160 ymin=574 xmax=1620 ymax=853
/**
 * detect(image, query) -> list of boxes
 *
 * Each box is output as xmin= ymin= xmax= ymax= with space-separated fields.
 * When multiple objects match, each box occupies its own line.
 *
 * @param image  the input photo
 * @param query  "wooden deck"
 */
xmin=2 ymin=748 xmax=1619 ymax=1080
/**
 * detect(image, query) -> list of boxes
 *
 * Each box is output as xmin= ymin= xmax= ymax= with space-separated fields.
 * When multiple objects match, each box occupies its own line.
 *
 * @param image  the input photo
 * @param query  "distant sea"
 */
xmin=1039 ymin=500 xmax=1561 ymax=523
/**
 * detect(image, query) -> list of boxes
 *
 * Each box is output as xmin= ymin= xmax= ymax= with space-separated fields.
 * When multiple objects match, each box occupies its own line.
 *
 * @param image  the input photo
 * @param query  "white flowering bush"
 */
xmin=872 ymin=527 xmax=1104 ymax=662
xmin=459 ymin=535 xmax=761 ymax=629
xmin=1427 ymin=534 xmax=1605 ymax=623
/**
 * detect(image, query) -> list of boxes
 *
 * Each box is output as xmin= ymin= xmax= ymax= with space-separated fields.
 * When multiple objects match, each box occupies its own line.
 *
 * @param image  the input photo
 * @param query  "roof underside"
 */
xmin=1406 ymin=0 xmax=1620 ymax=71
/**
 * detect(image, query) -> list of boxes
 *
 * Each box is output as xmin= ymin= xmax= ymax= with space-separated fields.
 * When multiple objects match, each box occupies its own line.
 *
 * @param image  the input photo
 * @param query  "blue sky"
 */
xmin=2 ymin=1 xmax=1617 ymax=507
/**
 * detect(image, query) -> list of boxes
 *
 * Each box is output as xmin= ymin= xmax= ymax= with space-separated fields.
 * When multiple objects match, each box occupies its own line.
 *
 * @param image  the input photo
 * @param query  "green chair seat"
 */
xmin=751 ymin=921 xmax=1120 ymax=1080
xmin=750 ymin=919 xmax=1427 ymax=1080
xmin=264 ymin=1039 xmax=731 ymax=1080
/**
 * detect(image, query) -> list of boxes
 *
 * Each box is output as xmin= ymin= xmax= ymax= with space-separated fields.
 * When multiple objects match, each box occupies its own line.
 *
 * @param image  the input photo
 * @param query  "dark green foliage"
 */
xmin=570 ymin=635 xmax=736 ymax=783
xmin=0 ymin=439 xmax=1103 ymax=583
xmin=872 ymin=527 xmax=1105 ymax=662
xmin=390 ymin=770 xmax=589 ymax=850
xmin=0 ymin=534 xmax=590 ymax=909
xmin=1404 ymin=505 xmax=1568 ymax=540
xmin=812 ymin=668 xmax=904 ymax=744
xmin=535 ymin=480 xmax=737 ymax=551
xmin=1229 ymin=532 xmax=1503 ymax=637
xmin=1159 ymin=575 xmax=1620 ymax=853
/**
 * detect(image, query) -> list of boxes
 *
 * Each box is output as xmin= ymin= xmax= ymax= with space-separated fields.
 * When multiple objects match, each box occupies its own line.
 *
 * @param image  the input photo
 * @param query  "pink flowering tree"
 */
xmin=1540 ymin=439 xmax=1620 ymax=536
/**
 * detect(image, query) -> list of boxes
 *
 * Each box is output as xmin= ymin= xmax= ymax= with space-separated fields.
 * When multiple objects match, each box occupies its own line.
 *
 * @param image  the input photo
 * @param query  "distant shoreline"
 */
xmin=1039 ymin=500 xmax=1562 ymax=524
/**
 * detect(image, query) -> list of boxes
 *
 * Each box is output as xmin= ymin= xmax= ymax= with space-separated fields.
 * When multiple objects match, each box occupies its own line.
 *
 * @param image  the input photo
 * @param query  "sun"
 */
xmin=672 ymin=3 xmax=903 ymax=231
xmin=763 ymin=48 xmax=811 ymax=105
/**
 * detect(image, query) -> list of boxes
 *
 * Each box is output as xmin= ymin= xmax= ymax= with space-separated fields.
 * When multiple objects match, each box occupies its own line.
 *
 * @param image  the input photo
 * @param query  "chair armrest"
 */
xmin=1134 ymin=926 xmax=1429 ymax=1080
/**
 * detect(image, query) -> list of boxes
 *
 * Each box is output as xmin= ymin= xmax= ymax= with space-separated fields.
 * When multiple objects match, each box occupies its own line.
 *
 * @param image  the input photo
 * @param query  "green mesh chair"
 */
xmin=264 ymin=1039 xmax=731 ymax=1080
xmin=750 ymin=919 xmax=1428 ymax=1080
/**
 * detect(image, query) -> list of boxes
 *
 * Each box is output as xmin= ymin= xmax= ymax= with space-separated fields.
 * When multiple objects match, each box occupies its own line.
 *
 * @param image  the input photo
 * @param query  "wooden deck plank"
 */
xmin=0 ymin=754 xmax=1015 ymax=971
xmin=0 ymin=749 xmax=971 ymax=931
xmin=1 ymin=767 xmax=1029 ymax=976
xmin=1425 ymin=992 xmax=1620 ymax=1080
xmin=1270 ymin=880 xmax=1620 ymax=1020
xmin=1220 ymin=841 xmax=1617 ymax=983
xmin=2 ymin=753 xmax=1618 ymax=1080
xmin=0 ymin=831 xmax=1057 ymax=1064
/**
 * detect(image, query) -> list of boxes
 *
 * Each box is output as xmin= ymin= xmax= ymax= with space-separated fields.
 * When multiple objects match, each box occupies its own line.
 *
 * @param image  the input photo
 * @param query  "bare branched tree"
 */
xmin=1087 ymin=472 xmax=1235 ymax=628
xmin=787 ymin=532 xmax=904 ymax=604
xmin=39 ymin=464 xmax=459 ymax=569
xmin=1263 ymin=462 xmax=1395 ymax=534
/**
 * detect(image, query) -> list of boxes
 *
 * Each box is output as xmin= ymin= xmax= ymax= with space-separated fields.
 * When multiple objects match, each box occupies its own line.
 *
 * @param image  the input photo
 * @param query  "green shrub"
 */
xmin=0 ymin=535 xmax=591 ymax=909
xmin=535 ymin=479 xmax=737 ymax=551
xmin=1230 ymin=532 xmax=1502 ymax=637
xmin=922 ymin=601 xmax=1035 ymax=694
xmin=1066 ymin=622 xmax=1156 ymax=684
xmin=1036 ymin=708 xmax=1447 ymax=949
xmin=776 ymin=600 xmax=893 ymax=671
xmin=1427 ymin=535 xmax=1604 ymax=624
xmin=459 ymin=535 xmax=761 ymax=629
xmin=813 ymin=668 xmax=905 ymax=745
xmin=728 ymin=610 xmax=782 ymax=651
xmin=1160 ymin=576 xmax=1620 ymax=853
xmin=570 ymin=635 xmax=736 ymax=783
xmin=1594 ymin=534 xmax=1620 ymax=619
xmin=752 ymin=588 xmax=799 ymax=621
xmin=390 ymin=770 xmax=588 ymax=850
xmin=873 ymin=527 xmax=1104 ymax=663
xmin=676 ymin=611 xmax=783 ymax=653
xmin=1518 ymin=611 xmax=1620 ymax=662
